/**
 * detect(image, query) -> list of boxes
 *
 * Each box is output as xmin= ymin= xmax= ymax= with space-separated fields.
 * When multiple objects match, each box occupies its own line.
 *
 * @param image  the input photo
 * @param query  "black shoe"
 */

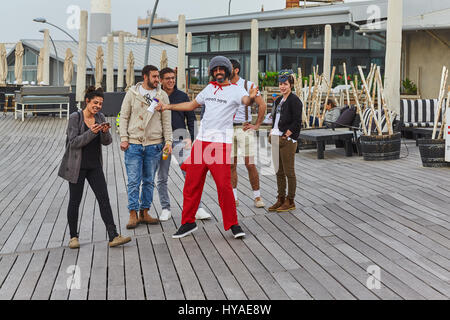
xmin=231 ymin=225 xmax=246 ymax=239
xmin=172 ymin=223 xmax=198 ymax=239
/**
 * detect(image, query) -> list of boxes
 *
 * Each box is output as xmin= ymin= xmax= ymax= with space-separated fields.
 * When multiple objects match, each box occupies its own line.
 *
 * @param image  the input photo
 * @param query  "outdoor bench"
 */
xmin=15 ymin=86 xmax=71 ymax=121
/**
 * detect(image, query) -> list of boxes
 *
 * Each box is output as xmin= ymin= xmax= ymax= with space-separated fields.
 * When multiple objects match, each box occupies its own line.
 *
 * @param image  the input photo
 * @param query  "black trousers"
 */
xmin=68 ymin=167 xmax=118 ymax=241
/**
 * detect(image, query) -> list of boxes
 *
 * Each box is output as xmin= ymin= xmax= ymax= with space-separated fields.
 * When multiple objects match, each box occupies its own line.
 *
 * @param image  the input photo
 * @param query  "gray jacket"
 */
xmin=58 ymin=111 xmax=112 ymax=184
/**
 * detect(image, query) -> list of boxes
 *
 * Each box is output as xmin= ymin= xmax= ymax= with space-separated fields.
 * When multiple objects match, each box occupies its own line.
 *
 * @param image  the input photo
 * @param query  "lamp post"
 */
xmin=39 ymin=29 xmax=60 ymax=86
xmin=33 ymin=17 xmax=95 ymax=84
xmin=144 ymin=0 xmax=160 ymax=67
xmin=228 ymin=0 xmax=232 ymax=15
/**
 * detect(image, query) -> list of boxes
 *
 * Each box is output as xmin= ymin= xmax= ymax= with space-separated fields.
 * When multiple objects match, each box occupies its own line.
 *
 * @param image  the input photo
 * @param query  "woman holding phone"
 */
xmin=58 ymin=87 xmax=131 ymax=249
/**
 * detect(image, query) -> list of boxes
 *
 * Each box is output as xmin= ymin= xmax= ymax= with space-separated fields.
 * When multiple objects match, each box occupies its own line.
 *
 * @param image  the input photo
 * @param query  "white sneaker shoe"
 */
xmin=159 ymin=209 xmax=172 ymax=222
xmin=195 ymin=208 xmax=212 ymax=220
xmin=254 ymin=197 xmax=265 ymax=208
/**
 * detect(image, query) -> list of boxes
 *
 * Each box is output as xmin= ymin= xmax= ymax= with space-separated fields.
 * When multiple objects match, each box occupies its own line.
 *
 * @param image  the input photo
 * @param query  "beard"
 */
xmin=147 ymin=79 xmax=158 ymax=89
xmin=214 ymin=72 xmax=226 ymax=83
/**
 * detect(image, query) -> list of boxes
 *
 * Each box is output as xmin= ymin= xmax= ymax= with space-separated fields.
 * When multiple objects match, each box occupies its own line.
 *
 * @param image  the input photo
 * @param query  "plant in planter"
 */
xmin=418 ymin=66 xmax=449 ymax=168
xmin=401 ymin=78 xmax=417 ymax=95
xmin=352 ymin=64 xmax=400 ymax=161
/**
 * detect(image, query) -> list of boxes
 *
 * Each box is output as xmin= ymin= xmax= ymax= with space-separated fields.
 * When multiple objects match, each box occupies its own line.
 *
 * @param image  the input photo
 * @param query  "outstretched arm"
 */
xmin=156 ymin=100 xmax=201 ymax=112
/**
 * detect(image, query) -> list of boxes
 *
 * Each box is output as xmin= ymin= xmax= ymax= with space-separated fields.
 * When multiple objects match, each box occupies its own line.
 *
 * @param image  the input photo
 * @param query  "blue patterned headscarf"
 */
xmin=278 ymin=69 xmax=294 ymax=83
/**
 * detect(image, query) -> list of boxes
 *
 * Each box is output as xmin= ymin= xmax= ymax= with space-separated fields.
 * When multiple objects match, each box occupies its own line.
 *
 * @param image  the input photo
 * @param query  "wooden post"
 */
xmin=432 ymin=66 xmax=448 ymax=139
xmin=358 ymin=66 xmax=382 ymax=135
xmin=351 ymin=81 xmax=368 ymax=136
xmin=343 ymin=62 xmax=350 ymax=106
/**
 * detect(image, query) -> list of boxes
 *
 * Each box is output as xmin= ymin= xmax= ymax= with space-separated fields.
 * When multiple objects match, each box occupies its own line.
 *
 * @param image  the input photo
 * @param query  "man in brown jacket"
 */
xmin=119 ymin=65 xmax=173 ymax=229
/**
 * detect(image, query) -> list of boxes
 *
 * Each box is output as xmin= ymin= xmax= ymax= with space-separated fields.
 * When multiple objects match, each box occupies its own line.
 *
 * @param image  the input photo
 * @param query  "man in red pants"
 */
xmin=156 ymin=56 xmax=258 ymax=239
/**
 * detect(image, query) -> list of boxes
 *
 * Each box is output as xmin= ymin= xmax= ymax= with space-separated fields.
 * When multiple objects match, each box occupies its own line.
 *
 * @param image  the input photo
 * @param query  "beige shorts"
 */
xmin=231 ymin=127 xmax=256 ymax=158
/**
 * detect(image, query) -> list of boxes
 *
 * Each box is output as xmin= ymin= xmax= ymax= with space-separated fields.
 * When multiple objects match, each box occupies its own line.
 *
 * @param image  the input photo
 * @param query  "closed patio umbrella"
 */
xmin=14 ymin=42 xmax=24 ymax=85
xmin=0 ymin=44 xmax=7 ymax=86
xmin=63 ymin=48 xmax=74 ymax=88
xmin=95 ymin=46 xmax=104 ymax=89
xmin=160 ymin=50 xmax=168 ymax=70
xmin=126 ymin=51 xmax=135 ymax=91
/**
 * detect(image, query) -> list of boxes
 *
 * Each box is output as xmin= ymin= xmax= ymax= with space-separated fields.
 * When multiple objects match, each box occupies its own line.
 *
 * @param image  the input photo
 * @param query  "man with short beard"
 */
xmin=156 ymin=56 xmax=258 ymax=240
xmin=119 ymin=65 xmax=173 ymax=229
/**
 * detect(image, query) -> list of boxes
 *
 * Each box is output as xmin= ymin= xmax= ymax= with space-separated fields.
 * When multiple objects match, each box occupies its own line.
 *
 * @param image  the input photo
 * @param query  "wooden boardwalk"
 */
xmin=0 ymin=115 xmax=449 ymax=300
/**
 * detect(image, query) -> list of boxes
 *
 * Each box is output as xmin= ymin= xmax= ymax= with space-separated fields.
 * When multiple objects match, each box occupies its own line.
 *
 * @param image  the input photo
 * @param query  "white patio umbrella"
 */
xmin=36 ymin=48 xmax=44 ymax=85
xmin=0 ymin=44 xmax=7 ymax=86
xmin=160 ymin=49 xmax=168 ymax=70
xmin=14 ymin=41 xmax=24 ymax=85
xmin=95 ymin=46 xmax=104 ymax=89
xmin=126 ymin=51 xmax=135 ymax=91
xmin=63 ymin=48 xmax=74 ymax=88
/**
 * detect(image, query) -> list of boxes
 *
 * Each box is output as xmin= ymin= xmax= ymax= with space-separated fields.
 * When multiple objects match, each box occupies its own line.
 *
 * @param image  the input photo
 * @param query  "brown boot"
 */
xmin=139 ymin=209 xmax=159 ymax=225
xmin=126 ymin=210 xmax=139 ymax=229
xmin=269 ymin=197 xmax=285 ymax=212
xmin=277 ymin=198 xmax=296 ymax=212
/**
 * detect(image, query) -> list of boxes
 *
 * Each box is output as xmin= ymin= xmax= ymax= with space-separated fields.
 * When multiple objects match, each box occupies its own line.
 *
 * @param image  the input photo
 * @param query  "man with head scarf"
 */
xmin=156 ymin=56 xmax=258 ymax=240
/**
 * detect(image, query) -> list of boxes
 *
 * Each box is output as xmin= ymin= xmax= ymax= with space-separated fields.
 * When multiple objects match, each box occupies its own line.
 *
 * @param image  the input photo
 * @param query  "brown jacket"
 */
xmin=119 ymin=82 xmax=172 ymax=146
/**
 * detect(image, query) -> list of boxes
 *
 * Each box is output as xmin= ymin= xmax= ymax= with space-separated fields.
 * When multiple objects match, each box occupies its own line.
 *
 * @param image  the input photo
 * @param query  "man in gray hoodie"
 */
xmin=119 ymin=65 xmax=173 ymax=229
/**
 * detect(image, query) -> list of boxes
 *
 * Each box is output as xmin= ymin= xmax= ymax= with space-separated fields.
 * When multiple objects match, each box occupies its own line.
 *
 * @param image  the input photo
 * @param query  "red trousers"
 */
xmin=180 ymin=140 xmax=238 ymax=231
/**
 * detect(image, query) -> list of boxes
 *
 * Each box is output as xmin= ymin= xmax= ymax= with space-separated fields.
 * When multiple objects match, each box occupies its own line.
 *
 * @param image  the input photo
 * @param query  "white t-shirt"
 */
xmin=139 ymin=86 xmax=157 ymax=105
xmin=233 ymin=77 xmax=260 ymax=123
xmin=195 ymin=83 xmax=249 ymax=143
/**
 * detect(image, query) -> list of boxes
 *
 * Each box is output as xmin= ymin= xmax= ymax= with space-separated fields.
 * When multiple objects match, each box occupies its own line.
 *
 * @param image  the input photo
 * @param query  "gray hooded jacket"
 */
xmin=58 ymin=110 xmax=112 ymax=184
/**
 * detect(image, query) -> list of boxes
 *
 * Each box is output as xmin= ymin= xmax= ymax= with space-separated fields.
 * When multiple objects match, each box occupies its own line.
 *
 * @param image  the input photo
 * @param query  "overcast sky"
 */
xmin=0 ymin=0 xmax=367 ymax=43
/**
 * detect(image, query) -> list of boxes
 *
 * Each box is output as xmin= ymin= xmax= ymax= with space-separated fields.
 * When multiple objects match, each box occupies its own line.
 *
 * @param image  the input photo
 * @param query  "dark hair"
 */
xmin=142 ymin=65 xmax=159 ymax=78
xmin=83 ymin=86 xmax=104 ymax=109
xmin=327 ymin=99 xmax=336 ymax=108
xmin=160 ymin=67 xmax=175 ymax=80
xmin=230 ymin=59 xmax=241 ymax=73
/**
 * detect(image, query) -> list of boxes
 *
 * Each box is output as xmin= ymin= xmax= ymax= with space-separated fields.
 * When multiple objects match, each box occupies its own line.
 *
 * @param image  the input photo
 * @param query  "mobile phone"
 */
xmin=100 ymin=122 xmax=111 ymax=127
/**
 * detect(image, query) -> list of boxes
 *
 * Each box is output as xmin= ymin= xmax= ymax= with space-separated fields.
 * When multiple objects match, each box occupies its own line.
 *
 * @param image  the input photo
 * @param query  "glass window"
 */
xmin=279 ymin=33 xmax=293 ymax=49
xmin=370 ymin=38 xmax=385 ymax=50
xmin=307 ymin=31 xmax=323 ymax=49
xmin=333 ymin=58 xmax=350 ymax=75
xmin=266 ymin=30 xmax=278 ymax=49
xmin=192 ymin=35 xmax=208 ymax=52
xmin=259 ymin=31 xmax=267 ymax=50
xmin=267 ymin=54 xmax=277 ymax=72
xmin=354 ymin=32 xmax=369 ymax=49
xmin=331 ymin=29 xmax=338 ymax=49
xmin=338 ymin=29 xmax=353 ymax=49
xmin=188 ymin=57 xmax=200 ymax=85
xmin=298 ymin=57 xmax=313 ymax=77
xmin=243 ymin=31 xmax=251 ymax=51
xmin=210 ymin=33 xmax=240 ymax=52
xmin=200 ymin=57 xmax=211 ymax=84
xmin=244 ymin=55 xmax=250 ymax=81
xmin=281 ymin=56 xmax=297 ymax=71
xmin=292 ymin=30 xmax=305 ymax=49
xmin=24 ymin=48 xmax=37 ymax=66
xmin=23 ymin=70 xmax=37 ymax=83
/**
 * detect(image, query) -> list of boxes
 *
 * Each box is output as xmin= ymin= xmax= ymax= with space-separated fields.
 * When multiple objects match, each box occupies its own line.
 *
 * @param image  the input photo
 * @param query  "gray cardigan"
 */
xmin=58 ymin=111 xmax=112 ymax=184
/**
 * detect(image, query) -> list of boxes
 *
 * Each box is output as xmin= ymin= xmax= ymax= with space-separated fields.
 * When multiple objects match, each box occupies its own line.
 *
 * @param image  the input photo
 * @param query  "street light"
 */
xmin=33 ymin=17 xmax=95 ymax=84
xmin=39 ymin=29 xmax=60 ymax=86
xmin=144 ymin=0 xmax=160 ymax=66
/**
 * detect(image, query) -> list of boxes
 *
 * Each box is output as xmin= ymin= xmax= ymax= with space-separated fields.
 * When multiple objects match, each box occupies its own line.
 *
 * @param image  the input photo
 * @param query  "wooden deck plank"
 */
xmin=0 ymin=116 xmax=449 ymax=300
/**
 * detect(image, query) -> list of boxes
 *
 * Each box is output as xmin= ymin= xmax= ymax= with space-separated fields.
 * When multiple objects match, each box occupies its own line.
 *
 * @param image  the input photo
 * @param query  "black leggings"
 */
xmin=68 ymin=167 xmax=118 ymax=241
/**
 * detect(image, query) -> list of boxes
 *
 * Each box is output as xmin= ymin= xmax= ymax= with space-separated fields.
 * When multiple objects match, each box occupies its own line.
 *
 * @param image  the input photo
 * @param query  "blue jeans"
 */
xmin=125 ymin=143 xmax=163 ymax=211
xmin=157 ymin=140 xmax=203 ymax=210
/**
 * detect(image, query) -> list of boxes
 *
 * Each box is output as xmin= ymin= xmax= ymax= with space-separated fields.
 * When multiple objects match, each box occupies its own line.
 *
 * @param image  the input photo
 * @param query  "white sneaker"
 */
xmin=195 ymin=208 xmax=212 ymax=220
xmin=159 ymin=209 xmax=172 ymax=222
